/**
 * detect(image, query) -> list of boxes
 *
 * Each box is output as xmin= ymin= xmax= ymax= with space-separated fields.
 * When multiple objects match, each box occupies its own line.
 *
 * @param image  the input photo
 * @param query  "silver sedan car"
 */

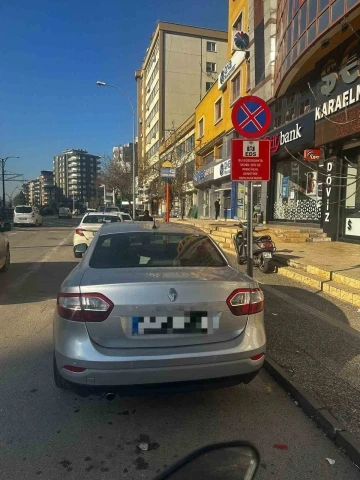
xmin=53 ymin=222 xmax=266 ymax=396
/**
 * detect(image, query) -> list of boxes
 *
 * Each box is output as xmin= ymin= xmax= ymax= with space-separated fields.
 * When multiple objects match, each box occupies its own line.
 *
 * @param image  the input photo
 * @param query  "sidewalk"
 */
xmin=172 ymin=218 xmax=360 ymax=307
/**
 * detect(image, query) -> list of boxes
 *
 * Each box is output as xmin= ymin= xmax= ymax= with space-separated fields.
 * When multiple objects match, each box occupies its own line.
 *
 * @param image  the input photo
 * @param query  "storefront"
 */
xmin=266 ymin=112 xmax=320 ymax=223
xmin=315 ymin=34 xmax=360 ymax=242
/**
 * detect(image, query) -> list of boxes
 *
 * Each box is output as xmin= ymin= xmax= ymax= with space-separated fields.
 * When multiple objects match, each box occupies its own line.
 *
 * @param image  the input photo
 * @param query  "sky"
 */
xmin=0 ymin=0 xmax=227 ymax=194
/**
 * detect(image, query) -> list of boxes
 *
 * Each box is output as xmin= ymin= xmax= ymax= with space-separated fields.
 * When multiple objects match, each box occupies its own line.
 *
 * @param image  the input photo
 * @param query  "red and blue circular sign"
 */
xmin=231 ymin=95 xmax=271 ymax=139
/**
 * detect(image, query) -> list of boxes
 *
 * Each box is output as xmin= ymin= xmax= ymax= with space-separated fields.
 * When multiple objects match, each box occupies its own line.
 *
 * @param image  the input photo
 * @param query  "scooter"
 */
xmin=233 ymin=221 xmax=276 ymax=273
xmin=154 ymin=440 xmax=259 ymax=479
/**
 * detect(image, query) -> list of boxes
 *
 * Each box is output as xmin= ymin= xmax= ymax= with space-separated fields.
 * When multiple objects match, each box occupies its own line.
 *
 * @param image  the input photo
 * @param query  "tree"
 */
xmin=98 ymin=154 xmax=134 ymax=208
xmin=12 ymin=191 xmax=26 ymax=206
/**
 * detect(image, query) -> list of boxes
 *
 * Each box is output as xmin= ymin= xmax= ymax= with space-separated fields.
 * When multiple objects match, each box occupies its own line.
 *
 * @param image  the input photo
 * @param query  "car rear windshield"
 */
xmin=89 ymin=232 xmax=226 ymax=268
xmin=15 ymin=206 xmax=32 ymax=213
xmin=105 ymin=207 xmax=119 ymax=212
xmin=82 ymin=215 xmax=121 ymax=224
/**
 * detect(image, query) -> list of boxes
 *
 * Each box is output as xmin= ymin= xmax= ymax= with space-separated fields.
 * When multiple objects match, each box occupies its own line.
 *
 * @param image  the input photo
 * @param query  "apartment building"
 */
xmin=53 ymin=149 xmax=101 ymax=203
xmin=39 ymin=170 xmax=54 ymax=206
xmin=135 ymin=22 xmax=227 ymax=195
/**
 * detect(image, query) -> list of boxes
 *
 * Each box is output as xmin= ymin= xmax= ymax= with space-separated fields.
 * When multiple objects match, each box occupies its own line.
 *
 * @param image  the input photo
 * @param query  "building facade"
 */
xmin=53 ymin=149 xmax=101 ymax=204
xmin=193 ymin=0 xmax=251 ymax=220
xmin=268 ymin=0 xmax=360 ymax=243
xmin=135 ymin=22 xmax=228 ymax=206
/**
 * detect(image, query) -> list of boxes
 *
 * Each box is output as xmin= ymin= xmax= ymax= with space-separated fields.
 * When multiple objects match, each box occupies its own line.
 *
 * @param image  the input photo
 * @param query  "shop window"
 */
xmin=285 ymin=108 xmax=295 ymax=123
xmin=318 ymin=9 xmax=329 ymax=34
xmin=274 ymin=115 xmax=282 ymax=128
xmin=347 ymin=0 xmax=358 ymax=7
xmin=299 ymin=34 xmax=306 ymax=54
xmin=203 ymin=151 xmax=214 ymax=165
xmin=300 ymin=98 xmax=310 ymax=115
xmin=331 ymin=0 xmax=344 ymax=21
xmin=206 ymin=42 xmax=216 ymax=52
xmin=231 ymin=72 xmax=241 ymax=103
xmin=287 ymin=27 xmax=292 ymax=50
xmin=206 ymin=81 xmax=213 ymax=92
xmin=287 ymin=94 xmax=296 ymax=105
xmin=293 ymin=12 xmax=299 ymax=43
xmin=214 ymin=97 xmax=223 ymax=123
xmin=216 ymin=144 xmax=223 ymax=160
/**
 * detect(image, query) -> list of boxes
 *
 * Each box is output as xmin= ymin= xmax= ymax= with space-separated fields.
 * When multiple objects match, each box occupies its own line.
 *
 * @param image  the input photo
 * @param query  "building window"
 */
xmin=233 ymin=12 xmax=243 ymax=31
xmin=206 ymin=62 xmax=216 ymax=73
xmin=206 ymin=41 xmax=216 ymax=52
xmin=214 ymin=97 xmax=222 ymax=123
xmin=285 ymin=108 xmax=295 ymax=123
xmin=231 ymin=72 xmax=241 ymax=103
xmin=300 ymin=98 xmax=310 ymax=115
xmin=198 ymin=118 xmax=204 ymax=138
xmin=206 ymin=81 xmax=213 ymax=92
xmin=274 ymin=115 xmax=282 ymax=128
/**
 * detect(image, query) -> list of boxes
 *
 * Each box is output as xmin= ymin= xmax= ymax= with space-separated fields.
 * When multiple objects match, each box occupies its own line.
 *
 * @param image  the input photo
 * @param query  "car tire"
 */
xmin=53 ymin=354 xmax=67 ymax=390
xmin=13 ymin=223 xmax=17 ymax=227
xmin=0 ymin=247 xmax=10 ymax=273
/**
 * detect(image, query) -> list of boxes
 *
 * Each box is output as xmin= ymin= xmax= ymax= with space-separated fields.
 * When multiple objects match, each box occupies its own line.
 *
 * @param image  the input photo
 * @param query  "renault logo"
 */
xmin=168 ymin=288 xmax=178 ymax=302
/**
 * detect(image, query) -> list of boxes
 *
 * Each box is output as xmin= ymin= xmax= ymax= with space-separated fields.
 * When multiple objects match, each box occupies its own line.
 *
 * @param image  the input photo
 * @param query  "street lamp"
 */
xmin=0 ymin=156 xmax=19 ymax=219
xmin=96 ymin=81 xmax=136 ymax=219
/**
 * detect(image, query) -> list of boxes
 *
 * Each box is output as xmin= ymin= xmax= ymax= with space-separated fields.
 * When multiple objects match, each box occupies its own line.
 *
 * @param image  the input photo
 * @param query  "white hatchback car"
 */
xmin=13 ymin=205 xmax=43 ymax=227
xmin=73 ymin=212 xmax=122 ymax=257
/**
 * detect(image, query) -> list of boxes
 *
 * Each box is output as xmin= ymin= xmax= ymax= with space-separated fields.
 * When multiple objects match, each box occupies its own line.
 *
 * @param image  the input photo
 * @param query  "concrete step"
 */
xmin=306 ymin=237 xmax=332 ymax=242
xmin=332 ymin=272 xmax=360 ymax=290
xmin=322 ymin=281 xmax=360 ymax=307
xmin=275 ymin=265 xmax=324 ymax=290
xmin=274 ymin=255 xmax=331 ymax=280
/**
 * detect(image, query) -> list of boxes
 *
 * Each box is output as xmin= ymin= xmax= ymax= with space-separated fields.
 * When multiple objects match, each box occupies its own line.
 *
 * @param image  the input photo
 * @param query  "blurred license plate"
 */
xmin=132 ymin=312 xmax=214 ymax=335
xmin=263 ymin=252 xmax=272 ymax=258
xmin=19 ymin=217 xmax=27 ymax=220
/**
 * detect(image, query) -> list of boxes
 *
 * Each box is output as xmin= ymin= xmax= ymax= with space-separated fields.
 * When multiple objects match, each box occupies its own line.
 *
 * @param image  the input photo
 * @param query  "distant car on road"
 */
xmin=97 ymin=205 xmax=120 ymax=213
xmin=54 ymin=222 xmax=266 ymax=397
xmin=58 ymin=207 xmax=72 ymax=219
xmin=73 ymin=212 xmax=122 ymax=256
xmin=13 ymin=205 xmax=43 ymax=227
xmin=0 ymin=222 xmax=11 ymax=272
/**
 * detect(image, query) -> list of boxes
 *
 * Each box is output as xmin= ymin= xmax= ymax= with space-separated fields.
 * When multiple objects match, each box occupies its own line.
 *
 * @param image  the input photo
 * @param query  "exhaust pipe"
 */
xmin=105 ymin=392 xmax=116 ymax=401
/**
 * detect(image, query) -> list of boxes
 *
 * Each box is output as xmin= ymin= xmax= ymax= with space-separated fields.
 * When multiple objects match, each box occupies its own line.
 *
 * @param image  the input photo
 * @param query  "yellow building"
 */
xmin=194 ymin=0 xmax=250 ymax=219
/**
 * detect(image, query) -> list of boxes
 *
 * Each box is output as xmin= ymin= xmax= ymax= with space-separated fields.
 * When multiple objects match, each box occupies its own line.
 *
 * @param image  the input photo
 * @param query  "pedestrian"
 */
xmin=139 ymin=209 xmax=153 ymax=221
xmin=214 ymin=198 xmax=220 ymax=221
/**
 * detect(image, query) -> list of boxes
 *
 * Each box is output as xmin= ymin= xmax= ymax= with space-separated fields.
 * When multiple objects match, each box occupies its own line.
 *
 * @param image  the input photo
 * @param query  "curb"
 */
xmin=264 ymin=357 xmax=360 ymax=468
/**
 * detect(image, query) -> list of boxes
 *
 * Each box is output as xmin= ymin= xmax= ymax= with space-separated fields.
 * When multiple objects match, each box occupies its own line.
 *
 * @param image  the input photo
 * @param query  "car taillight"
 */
xmin=226 ymin=288 xmax=264 ymax=316
xmin=57 ymin=293 xmax=114 ymax=322
xmin=75 ymin=228 xmax=85 ymax=236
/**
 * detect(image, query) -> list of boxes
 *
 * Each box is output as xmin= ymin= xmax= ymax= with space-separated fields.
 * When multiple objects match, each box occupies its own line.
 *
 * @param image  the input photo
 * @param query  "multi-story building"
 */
xmin=39 ymin=170 xmax=54 ymax=206
xmin=193 ymin=0 xmax=251 ymax=220
xmin=135 ymin=22 xmax=228 ymax=202
xmin=265 ymin=0 xmax=360 ymax=244
xmin=53 ymin=149 xmax=101 ymax=204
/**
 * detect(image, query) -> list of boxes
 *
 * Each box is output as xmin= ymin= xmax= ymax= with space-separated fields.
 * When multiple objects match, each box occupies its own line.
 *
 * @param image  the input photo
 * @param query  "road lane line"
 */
xmin=262 ymin=283 xmax=360 ymax=340
xmin=7 ymin=232 xmax=73 ymax=291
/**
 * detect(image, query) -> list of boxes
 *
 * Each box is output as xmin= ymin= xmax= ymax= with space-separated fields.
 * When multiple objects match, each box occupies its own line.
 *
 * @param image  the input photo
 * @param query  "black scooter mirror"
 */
xmin=153 ymin=441 xmax=259 ymax=480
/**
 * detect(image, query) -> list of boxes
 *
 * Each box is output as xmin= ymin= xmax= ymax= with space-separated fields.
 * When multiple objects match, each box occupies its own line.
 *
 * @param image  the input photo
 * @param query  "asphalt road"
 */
xmin=0 ymin=217 xmax=359 ymax=480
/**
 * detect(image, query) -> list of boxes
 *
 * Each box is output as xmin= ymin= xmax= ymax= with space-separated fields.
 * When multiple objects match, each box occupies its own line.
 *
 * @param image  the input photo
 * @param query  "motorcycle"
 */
xmin=154 ymin=440 xmax=260 ymax=480
xmin=233 ymin=221 xmax=276 ymax=273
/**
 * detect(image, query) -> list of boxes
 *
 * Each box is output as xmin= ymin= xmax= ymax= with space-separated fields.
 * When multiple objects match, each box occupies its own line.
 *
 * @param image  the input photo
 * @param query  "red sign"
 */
xmin=303 ymin=149 xmax=321 ymax=161
xmin=231 ymin=139 xmax=271 ymax=181
xmin=231 ymin=96 xmax=271 ymax=139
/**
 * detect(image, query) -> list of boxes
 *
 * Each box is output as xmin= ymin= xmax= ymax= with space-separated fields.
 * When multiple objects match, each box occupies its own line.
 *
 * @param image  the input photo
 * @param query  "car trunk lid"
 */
xmin=80 ymin=266 xmax=253 ymax=348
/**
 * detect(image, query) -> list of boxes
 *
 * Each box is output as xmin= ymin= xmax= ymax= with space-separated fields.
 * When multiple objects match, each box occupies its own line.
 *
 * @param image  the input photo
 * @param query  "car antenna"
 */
xmin=152 ymin=218 xmax=158 ymax=230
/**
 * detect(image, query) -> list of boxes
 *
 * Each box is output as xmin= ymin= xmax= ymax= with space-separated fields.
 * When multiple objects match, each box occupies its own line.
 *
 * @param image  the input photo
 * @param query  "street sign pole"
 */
xmin=166 ymin=180 xmax=170 ymax=223
xmin=230 ymin=96 xmax=272 ymax=279
xmin=247 ymin=181 xmax=253 ymax=278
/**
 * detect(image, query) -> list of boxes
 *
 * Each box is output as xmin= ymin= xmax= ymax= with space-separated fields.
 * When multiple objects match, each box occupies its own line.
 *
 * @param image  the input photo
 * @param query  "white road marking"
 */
xmin=7 ymin=232 xmax=73 ymax=291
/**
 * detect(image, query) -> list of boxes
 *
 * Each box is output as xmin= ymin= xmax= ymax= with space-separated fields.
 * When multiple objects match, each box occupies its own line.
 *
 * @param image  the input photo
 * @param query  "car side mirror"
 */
xmin=74 ymin=243 xmax=88 ymax=258
xmin=0 ymin=222 xmax=11 ymax=232
xmin=153 ymin=441 xmax=259 ymax=480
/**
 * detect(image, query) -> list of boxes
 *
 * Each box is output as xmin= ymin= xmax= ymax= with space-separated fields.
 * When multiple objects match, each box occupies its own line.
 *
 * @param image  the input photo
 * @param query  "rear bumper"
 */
xmin=14 ymin=219 xmax=36 ymax=225
xmin=54 ymin=313 xmax=266 ymax=392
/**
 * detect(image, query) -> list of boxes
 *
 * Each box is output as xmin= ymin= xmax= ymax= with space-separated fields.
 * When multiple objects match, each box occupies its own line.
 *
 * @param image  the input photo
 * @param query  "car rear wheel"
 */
xmin=13 ymin=223 xmax=17 ymax=227
xmin=53 ymin=354 xmax=67 ymax=390
xmin=0 ymin=247 xmax=10 ymax=273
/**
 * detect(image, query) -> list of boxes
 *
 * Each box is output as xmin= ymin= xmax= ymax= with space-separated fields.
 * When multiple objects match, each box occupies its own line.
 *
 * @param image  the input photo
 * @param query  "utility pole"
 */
xmin=1 ymin=156 xmax=19 ymax=219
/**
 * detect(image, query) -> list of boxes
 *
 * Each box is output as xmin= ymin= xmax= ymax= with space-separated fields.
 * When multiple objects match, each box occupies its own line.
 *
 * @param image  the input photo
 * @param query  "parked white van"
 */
xmin=13 ymin=205 xmax=43 ymax=227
